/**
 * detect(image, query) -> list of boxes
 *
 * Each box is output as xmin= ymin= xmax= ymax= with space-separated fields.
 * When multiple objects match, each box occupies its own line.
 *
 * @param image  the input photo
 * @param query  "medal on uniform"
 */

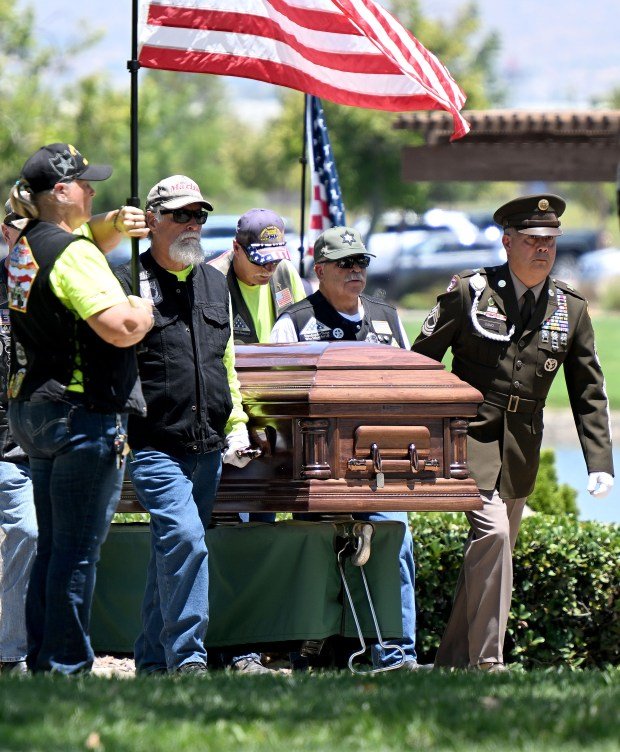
xmin=541 ymin=288 xmax=569 ymax=349
xmin=551 ymin=331 xmax=559 ymax=352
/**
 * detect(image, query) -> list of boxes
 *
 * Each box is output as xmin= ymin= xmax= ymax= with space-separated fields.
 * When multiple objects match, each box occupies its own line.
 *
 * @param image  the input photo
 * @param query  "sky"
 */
xmin=26 ymin=0 xmax=620 ymax=112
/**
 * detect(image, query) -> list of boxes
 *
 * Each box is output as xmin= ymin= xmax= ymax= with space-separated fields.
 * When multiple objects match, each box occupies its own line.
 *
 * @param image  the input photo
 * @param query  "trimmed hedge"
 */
xmin=527 ymin=449 xmax=579 ymax=516
xmin=412 ymin=512 xmax=620 ymax=667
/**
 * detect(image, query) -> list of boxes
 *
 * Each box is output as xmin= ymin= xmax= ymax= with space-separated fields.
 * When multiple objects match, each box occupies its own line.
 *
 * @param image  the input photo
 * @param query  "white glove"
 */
xmin=587 ymin=472 xmax=614 ymax=499
xmin=222 ymin=425 xmax=253 ymax=468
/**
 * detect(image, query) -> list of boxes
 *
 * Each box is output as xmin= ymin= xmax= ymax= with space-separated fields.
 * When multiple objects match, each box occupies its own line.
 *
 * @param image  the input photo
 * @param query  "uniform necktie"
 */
xmin=520 ymin=289 xmax=535 ymax=328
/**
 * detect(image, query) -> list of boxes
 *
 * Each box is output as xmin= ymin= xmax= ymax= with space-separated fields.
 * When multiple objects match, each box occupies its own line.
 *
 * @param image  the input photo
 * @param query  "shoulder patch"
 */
xmin=421 ymin=303 xmax=440 ymax=336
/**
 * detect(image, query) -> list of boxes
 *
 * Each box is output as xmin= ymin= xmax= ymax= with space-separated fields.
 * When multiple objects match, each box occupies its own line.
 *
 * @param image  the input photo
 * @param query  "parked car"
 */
xmin=552 ymin=229 xmax=610 ymax=279
xmin=365 ymin=225 xmax=442 ymax=295
xmin=202 ymin=214 xmax=304 ymax=269
xmin=578 ymin=247 xmax=620 ymax=285
xmin=389 ymin=230 xmax=507 ymax=298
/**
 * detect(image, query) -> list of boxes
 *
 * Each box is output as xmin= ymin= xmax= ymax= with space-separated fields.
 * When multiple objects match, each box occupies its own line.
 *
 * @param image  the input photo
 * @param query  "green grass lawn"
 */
xmin=401 ymin=310 xmax=620 ymax=409
xmin=0 ymin=669 xmax=619 ymax=751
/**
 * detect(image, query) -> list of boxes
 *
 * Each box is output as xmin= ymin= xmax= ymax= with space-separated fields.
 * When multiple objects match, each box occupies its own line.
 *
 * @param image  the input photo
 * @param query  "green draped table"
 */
xmin=91 ymin=520 xmax=403 ymax=654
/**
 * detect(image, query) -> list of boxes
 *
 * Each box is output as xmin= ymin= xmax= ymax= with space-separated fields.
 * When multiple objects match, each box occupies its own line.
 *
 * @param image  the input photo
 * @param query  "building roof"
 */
xmin=393 ymin=109 xmax=620 ymax=146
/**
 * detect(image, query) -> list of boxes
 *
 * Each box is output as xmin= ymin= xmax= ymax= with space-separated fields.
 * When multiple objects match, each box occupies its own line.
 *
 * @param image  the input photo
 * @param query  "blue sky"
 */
xmin=26 ymin=0 xmax=619 ymax=109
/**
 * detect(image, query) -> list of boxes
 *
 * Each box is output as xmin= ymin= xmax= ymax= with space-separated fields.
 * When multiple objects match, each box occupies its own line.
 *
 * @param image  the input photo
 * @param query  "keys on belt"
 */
xmin=114 ymin=416 xmax=129 ymax=470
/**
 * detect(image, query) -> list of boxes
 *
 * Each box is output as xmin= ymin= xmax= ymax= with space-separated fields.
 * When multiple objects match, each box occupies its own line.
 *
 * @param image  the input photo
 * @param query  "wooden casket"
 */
xmin=215 ymin=341 xmax=483 ymax=513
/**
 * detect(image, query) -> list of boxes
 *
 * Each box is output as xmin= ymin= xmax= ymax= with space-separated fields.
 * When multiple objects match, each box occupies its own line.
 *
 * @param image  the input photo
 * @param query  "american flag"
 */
xmin=307 ymin=96 xmax=345 ymax=250
xmin=138 ymin=0 xmax=469 ymax=139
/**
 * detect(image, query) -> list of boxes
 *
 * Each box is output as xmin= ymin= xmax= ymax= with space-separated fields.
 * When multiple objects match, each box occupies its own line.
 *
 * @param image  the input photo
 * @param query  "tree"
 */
xmin=0 ymin=1 xmax=101 ymax=197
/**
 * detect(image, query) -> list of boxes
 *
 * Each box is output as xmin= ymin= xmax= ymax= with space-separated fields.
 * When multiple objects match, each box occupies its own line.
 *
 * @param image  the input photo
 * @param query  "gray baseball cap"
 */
xmin=313 ymin=226 xmax=374 ymax=262
xmin=145 ymin=175 xmax=214 ymax=212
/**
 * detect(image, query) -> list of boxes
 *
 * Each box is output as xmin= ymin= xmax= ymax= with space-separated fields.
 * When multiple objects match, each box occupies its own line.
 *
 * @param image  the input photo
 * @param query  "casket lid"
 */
xmin=235 ymin=342 xmax=482 ymax=408
xmin=235 ymin=341 xmax=443 ymax=371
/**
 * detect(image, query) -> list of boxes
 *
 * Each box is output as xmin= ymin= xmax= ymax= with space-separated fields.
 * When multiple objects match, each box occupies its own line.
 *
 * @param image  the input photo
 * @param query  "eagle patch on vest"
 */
xmin=7 ymin=237 xmax=39 ymax=313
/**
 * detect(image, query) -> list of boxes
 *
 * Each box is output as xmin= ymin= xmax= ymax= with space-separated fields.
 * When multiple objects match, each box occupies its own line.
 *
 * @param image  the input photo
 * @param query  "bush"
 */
xmin=412 ymin=512 xmax=620 ymax=667
xmin=527 ymin=448 xmax=579 ymax=515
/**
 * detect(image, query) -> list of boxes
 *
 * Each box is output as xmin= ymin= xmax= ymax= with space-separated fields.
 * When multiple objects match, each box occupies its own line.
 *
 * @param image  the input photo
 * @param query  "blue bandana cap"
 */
xmin=236 ymin=208 xmax=291 ymax=265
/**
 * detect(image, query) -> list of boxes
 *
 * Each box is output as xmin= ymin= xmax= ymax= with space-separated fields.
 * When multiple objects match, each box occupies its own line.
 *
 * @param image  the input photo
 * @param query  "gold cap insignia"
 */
xmin=538 ymin=198 xmax=550 ymax=212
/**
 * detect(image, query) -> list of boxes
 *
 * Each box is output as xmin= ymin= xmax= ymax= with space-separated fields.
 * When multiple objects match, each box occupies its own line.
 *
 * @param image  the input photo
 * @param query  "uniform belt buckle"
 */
xmin=507 ymin=395 xmax=520 ymax=413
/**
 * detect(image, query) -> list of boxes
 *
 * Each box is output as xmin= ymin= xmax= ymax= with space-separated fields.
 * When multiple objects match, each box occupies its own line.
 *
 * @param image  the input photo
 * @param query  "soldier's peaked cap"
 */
xmin=493 ymin=194 xmax=566 ymax=237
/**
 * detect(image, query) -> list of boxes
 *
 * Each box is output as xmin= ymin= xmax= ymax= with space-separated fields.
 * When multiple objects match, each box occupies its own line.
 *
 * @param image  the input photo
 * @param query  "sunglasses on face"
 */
xmin=160 ymin=208 xmax=209 ymax=225
xmin=326 ymin=255 xmax=371 ymax=269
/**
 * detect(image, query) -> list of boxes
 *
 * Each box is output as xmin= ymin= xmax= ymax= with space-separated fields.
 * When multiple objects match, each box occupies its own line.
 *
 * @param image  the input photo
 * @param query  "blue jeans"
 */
xmin=9 ymin=399 xmax=125 ymax=674
xmin=0 ymin=461 xmax=36 ymax=663
xmin=130 ymin=448 xmax=222 ymax=674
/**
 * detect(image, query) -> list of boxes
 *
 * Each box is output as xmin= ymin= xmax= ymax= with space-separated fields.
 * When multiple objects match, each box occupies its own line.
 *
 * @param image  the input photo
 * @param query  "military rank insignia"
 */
xmin=422 ymin=304 xmax=439 ymax=335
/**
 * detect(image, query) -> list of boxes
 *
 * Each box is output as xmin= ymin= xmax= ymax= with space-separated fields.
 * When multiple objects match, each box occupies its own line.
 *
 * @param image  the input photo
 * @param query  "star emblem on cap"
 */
xmin=341 ymin=231 xmax=356 ymax=246
xmin=50 ymin=152 xmax=77 ymax=178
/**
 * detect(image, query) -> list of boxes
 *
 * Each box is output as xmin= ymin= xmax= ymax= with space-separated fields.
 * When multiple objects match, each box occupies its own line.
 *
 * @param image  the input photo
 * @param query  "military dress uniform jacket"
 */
xmin=412 ymin=263 xmax=613 ymax=498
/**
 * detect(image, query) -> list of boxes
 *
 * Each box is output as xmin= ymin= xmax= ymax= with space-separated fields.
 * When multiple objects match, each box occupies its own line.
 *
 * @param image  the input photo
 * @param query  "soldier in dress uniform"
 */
xmin=412 ymin=194 xmax=614 ymax=671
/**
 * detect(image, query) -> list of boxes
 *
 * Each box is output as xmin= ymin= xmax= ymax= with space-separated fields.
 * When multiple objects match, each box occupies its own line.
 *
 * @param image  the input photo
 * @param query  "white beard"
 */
xmin=169 ymin=232 xmax=205 ymax=266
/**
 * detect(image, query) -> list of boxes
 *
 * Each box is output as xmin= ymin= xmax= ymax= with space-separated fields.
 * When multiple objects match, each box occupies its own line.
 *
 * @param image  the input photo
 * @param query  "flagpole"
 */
xmin=128 ymin=0 xmax=141 ymax=294
xmin=297 ymin=93 xmax=309 ymax=278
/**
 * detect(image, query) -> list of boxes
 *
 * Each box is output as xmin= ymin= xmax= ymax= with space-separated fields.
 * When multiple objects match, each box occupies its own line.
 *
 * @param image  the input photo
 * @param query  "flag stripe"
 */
xmin=146 ymin=6 xmax=402 ymax=73
xmin=139 ymin=0 xmax=469 ymax=138
xmin=140 ymin=45 xmax=451 ymax=112
xmin=339 ymin=0 xmax=466 ymax=109
xmin=147 ymin=0 xmax=363 ymax=36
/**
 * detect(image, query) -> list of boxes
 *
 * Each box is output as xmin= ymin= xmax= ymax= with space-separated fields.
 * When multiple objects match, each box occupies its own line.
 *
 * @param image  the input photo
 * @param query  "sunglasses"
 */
xmin=160 ymin=208 xmax=209 ymax=225
xmin=324 ymin=255 xmax=371 ymax=269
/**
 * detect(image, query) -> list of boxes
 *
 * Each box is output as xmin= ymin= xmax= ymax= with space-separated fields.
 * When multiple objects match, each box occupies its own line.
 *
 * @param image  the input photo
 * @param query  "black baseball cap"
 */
xmin=21 ymin=143 xmax=112 ymax=194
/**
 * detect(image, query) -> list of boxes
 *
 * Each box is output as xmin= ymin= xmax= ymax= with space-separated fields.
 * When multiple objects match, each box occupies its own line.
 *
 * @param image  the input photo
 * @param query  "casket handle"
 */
xmin=370 ymin=443 xmax=385 ymax=488
xmin=408 ymin=443 xmax=419 ymax=473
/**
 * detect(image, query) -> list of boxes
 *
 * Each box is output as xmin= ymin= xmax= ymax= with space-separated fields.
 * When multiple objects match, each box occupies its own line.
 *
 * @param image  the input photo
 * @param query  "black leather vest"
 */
xmin=114 ymin=251 xmax=233 ymax=455
xmin=283 ymin=291 xmax=405 ymax=347
xmin=8 ymin=220 xmax=145 ymax=415
xmin=228 ymin=261 xmax=297 ymax=344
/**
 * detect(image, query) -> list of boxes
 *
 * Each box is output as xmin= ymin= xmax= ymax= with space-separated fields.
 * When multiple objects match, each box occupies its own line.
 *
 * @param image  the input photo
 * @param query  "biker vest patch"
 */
xmin=8 ymin=237 xmax=39 ymax=313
